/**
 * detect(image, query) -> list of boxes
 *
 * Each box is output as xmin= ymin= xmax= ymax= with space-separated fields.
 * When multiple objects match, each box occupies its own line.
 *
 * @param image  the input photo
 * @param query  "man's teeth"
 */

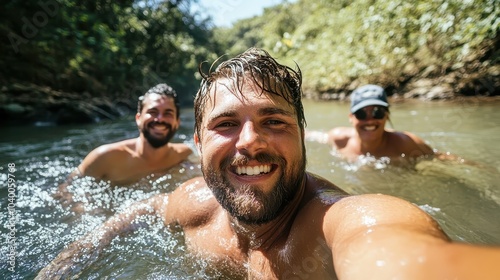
xmin=236 ymin=165 xmax=271 ymax=175
xmin=364 ymin=126 xmax=376 ymax=131
xmin=152 ymin=124 xmax=167 ymax=130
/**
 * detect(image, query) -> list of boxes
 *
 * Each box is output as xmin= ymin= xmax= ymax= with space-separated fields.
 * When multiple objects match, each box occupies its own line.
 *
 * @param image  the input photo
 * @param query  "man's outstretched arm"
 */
xmin=329 ymin=194 xmax=500 ymax=280
xmin=35 ymin=194 xmax=168 ymax=280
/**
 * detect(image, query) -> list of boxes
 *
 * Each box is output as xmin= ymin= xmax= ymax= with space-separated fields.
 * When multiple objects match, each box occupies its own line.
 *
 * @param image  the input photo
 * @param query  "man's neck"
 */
xmin=135 ymin=136 xmax=172 ymax=161
xmin=358 ymin=130 xmax=389 ymax=156
xmin=229 ymin=174 xmax=308 ymax=251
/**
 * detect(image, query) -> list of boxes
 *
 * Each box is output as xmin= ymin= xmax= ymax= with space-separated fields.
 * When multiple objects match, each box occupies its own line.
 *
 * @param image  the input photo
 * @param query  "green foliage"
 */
xmin=214 ymin=1 xmax=300 ymax=59
xmin=0 ymin=0 xmax=220 ymax=106
xmin=0 ymin=0 xmax=497 ymax=108
xmin=217 ymin=0 xmax=499 ymax=94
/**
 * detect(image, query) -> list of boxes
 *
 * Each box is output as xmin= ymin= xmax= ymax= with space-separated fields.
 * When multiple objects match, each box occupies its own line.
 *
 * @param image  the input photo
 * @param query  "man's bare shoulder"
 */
xmin=92 ymin=138 xmax=137 ymax=155
xmin=327 ymin=127 xmax=353 ymax=148
xmin=298 ymin=173 xmax=349 ymax=221
xmin=386 ymin=130 xmax=427 ymax=145
xmin=386 ymin=130 xmax=434 ymax=157
xmin=169 ymin=142 xmax=194 ymax=156
xmin=306 ymin=172 xmax=348 ymax=197
xmin=166 ymin=177 xmax=220 ymax=227
xmin=328 ymin=127 xmax=353 ymax=138
xmin=78 ymin=138 xmax=137 ymax=176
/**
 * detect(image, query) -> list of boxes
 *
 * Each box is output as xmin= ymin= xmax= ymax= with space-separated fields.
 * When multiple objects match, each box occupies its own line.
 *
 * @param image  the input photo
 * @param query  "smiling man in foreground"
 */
xmin=38 ymin=48 xmax=500 ymax=279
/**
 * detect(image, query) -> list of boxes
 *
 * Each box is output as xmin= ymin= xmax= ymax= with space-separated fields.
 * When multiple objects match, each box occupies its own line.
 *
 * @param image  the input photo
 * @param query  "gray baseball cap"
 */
xmin=350 ymin=84 xmax=389 ymax=113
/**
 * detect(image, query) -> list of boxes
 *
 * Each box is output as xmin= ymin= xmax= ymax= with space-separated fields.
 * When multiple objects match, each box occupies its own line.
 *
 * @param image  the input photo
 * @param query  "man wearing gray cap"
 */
xmin=307 ymin=84 xmax=434 ymax=162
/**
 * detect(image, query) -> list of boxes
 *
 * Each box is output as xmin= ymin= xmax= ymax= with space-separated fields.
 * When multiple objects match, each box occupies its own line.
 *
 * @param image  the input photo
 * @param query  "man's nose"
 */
xmin=154 ymin=113 xmax=165 ymax=121
xmin=236 ymin=121 xmax=267 ymax=154
xmin=363 ymin=109 xmax=375 ymax=120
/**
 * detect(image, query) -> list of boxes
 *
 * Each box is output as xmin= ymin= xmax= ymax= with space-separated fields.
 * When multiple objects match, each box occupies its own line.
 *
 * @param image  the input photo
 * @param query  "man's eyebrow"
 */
xmin=208 ymin=111 xmax=237 ymax=121
xmin=259 ymin=107 xmax=294 ymax=117
xmin=207 ymin=107 xmax=293 ymax=122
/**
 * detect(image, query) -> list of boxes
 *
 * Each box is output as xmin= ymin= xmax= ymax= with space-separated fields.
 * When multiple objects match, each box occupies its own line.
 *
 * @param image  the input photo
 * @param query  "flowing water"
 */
xmin=1 ymin=98 xmax=500 ymax=279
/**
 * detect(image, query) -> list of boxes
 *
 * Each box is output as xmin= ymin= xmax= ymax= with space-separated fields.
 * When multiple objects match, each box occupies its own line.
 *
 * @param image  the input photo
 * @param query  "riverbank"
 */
xmin=0 ymin=83 xmax=136 ymax=126
xmin=306 ymin=57 xmax=500 ymax=101
xmin=2 ymin=64 xmax=499 ymax=127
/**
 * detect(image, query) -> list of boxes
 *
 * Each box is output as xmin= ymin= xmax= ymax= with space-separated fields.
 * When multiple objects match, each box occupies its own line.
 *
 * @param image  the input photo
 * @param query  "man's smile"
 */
xmin=149 ymin=122 xmax=171 ymax=132
xmin=362 ymin=125 xmax=377 ymax=131
xmin=235 ymin=164 xmax=272 ymax=176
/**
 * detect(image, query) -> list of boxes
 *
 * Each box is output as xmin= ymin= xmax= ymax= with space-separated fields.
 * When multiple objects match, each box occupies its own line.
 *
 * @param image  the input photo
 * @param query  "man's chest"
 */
xmin=183 ymin=227 xmax=337 ymax=279
xmin=104 ymin=158 xmax=177 ymax=184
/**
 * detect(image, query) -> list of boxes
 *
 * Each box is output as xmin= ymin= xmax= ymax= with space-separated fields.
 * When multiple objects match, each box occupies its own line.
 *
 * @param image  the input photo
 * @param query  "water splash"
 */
xmin=0 ymin=154 xmax=204 ymax=279
xmin=335 ymin=153 xmax=392 ymax=172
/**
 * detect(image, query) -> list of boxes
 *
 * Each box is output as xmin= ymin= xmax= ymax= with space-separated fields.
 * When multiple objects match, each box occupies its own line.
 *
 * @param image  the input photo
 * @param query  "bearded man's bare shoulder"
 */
xmin=170 ymin=142 xmax=193 ymax=151
xmin=306 ymin=172 xmax=348 ymax=196
xmin=92 ymin=138 xmax=137 ymax=156
xmin=298 ymin=173 xmax=350 ymax=224
xmin=167 ymin=177 xmax=220 ymax=226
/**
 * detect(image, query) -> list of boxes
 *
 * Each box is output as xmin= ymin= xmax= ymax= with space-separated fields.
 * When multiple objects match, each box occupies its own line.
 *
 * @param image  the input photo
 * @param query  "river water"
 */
xmin=1 ymin=97 xmax=500 ymax=278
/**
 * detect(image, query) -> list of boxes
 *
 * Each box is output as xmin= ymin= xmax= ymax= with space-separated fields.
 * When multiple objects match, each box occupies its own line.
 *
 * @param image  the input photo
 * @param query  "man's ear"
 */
xmin=135 ymin=113 xmax=141 ymax=126
xmin=194 ymin=132 xmax=201 ymax=154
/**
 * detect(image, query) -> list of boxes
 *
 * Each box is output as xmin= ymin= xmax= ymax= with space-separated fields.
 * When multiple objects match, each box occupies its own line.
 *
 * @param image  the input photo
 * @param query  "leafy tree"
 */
xmin=0 ymin=0 xmax=220 ymax=108
xmin=215 ymin=0 xmax=499 ymax=96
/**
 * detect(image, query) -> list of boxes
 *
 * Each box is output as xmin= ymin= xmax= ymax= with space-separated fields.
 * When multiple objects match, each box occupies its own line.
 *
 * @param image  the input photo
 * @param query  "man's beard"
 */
xmin=142 ymin=122 xmax=177 ymax=148
xmin=202 ymin=151 xmax=306 ymax=225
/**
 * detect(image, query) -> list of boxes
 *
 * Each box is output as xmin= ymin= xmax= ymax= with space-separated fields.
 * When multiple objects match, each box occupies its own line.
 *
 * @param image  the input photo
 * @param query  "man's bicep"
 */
xmin=147 ymin=193 xmax=175 ymax=225
xmin=333 ymin=223 xmax=449 ymax=279
xmin=333 ymin=194 xmax=447 ymax=239
xmin=330 ymin=194 xmax=449 ymax=279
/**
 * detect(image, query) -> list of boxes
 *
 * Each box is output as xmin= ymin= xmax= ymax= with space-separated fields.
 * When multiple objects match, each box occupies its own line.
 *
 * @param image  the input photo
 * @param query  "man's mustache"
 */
xmin=228 ymin=153 xmax=284 ymax=166
xmin=148 ymin=121 xmax=172 ymax=130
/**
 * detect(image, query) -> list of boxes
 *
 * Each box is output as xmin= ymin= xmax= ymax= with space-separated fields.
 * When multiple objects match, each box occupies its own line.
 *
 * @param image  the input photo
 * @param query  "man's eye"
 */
xmin=216 ymin=122 xmax=236 ymax=128
xmin=267 ymin=119 xmax=285 ymax=125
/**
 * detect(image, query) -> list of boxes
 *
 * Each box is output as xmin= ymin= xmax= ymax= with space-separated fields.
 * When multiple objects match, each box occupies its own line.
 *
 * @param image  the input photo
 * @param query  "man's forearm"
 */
xmin=53 ymin=169 xmax=82 ymax=207
xmin=36 ymin=200 xmax=161 ymax=279
xmin=426 ymin=242 xmax=500 ymax=280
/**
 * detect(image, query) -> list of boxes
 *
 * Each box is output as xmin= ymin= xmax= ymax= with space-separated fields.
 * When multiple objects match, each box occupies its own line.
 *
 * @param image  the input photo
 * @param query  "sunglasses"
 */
xmin=354 ymin=106 xmax=387 ymax=120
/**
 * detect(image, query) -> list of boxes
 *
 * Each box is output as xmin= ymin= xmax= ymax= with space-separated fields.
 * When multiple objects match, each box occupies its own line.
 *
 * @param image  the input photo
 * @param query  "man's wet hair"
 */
xmin=194 ymin=47 xmax=305 ymax=138
xmin=138 ymin=83 xmax=180 ymax=118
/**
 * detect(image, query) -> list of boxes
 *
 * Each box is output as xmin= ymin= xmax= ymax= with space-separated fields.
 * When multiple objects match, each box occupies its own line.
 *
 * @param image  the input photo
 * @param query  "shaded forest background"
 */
xmin=1 ymin=0 xmax=498 ymax=125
